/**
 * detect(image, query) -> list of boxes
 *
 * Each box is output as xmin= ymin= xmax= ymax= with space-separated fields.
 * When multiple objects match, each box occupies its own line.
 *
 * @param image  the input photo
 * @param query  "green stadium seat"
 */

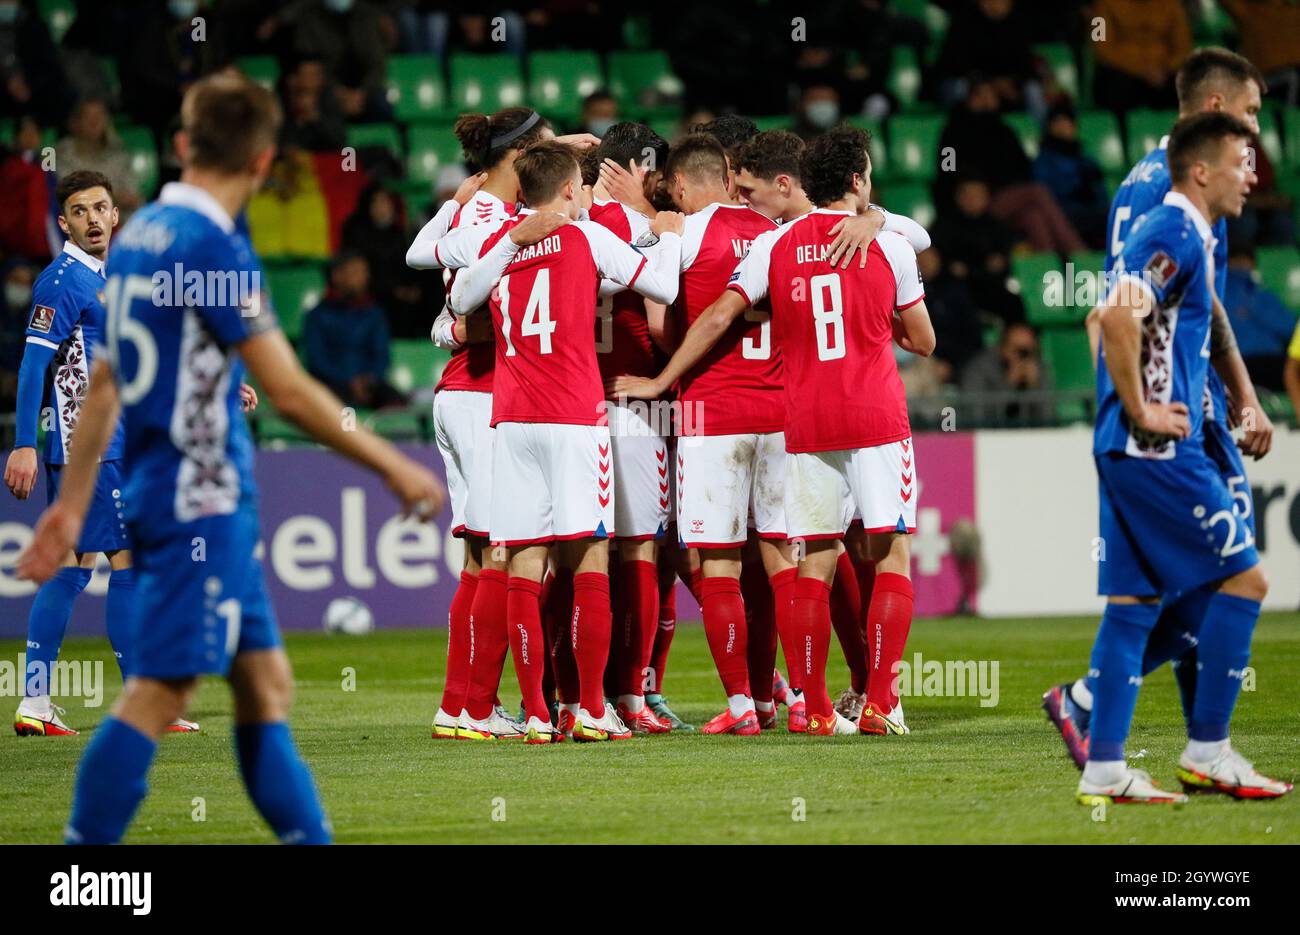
xmin=388 ymin=341 xmax=450 ymax=393
xmin=751 ymin=116 xmax=792 ymax=133
xmin=1126 ymin=109 xmax=1178 ymax=165
xmin=38 ymin=0 xmax=74 ymax=44
xmin=887 ymin=46 xmax=922 ymax=112
xmin=237 ymin=55 xmax=279 ymax=91
xmin=882 ymin=182 xmax=934 ymax=230
xmin=387 ymin=55 xmax=449 ymax=122
xmin=1011 ymin=253 xmax=1073 ymax=326
xmin=1192 ymin=0 xmax=1236 ymax=42
xmin=887 ymin=114 xmax=942 ymax=181
xmin=1003 ymin=112 xmax=1040 ymax=159
xmin=1256 ymin=107 xmax=1283 ymax=167
xmin=265 ymin=263 xmax=326 ymax=342
xmin=406 ymin=122 xmax=462 ymax=183
xmin=1283 ymin=108 xmax=1300 ymax=166
xmin=449 ymin=53 xmax=525 ymax=112
xmin=1255 ymin=245 xmax=1300 ymax=311
xmin=1041 ymin=327 xmax=1095 ymax=392
xmin=1078 ymin=110 xmax=1126 ymax=175
xmin=117 ymin=125 xmax=159 ymax=198
xmin=346 ymin=123 xmax=403 ymax=158
xmin=843 ymin=116 xmax=888 ymax=180
xmin=365 ymin=408 xmax=433 ymax=442
xmin=528 ymin=50 xmax=604 ymax=124
xmin=607 ymin=50 xmax=682 ymax=116
xmin=1034 ymin=43 xmax=1078 ymax=99
xmin=648 ymin=116 xmax=681 ymax=144
xmin=1069 ymin=249 xmax=1106 ymax=279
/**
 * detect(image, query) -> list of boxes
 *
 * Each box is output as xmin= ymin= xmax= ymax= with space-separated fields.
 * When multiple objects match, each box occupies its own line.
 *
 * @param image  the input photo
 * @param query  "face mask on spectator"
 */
xmin=805 ymin=100 xmax=839 ymax=130
xmin=587 ymin=118 xmax=615 ymax=138
xmin=5 ymin=283 xmax=32 ymax=310
xmin=323 ymin=0 xmax=354 ymax=13
xmin=0 ymin=3 xmax=19 ymax=25
xmin=168 ymin=0 xmax=197 ymax=19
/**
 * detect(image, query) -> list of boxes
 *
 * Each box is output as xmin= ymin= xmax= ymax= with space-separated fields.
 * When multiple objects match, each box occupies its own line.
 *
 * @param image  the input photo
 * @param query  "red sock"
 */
xmin=465 ymin=568 xmax=509 ymax=720
xmin=742 ymin=562 xmax=776 ymax=705
xmin=506 ymin=577 xmax=549 ymax=721
xmin=545 ymin=568 xmax=578 ymax=704
xmin=688 ymin=567 xmax=704 ymax=603
xmin=572 ymin=572 xmax=612 ymax=714
xmin=831 ymin=551 xmax=867 ymax=694
xmin=792 ymin=576 xmax=833 ymax=718
xmin=438 ymin=570 xmax=477 ymax=716
xmin=616 ymin=559 xmax=659 ymax=697
xmin=700 ymin=576 xmax=749 ymax=698
xmin=604 ymin=564 xmax=623 ymax=702
xmin=649 ymin=568 xmax=677 ymax=693
xmin=538 ymin=575 xmax=556 ymax=708
xmin=866 ymin=572 xmax=914 ymax=713
xmin=769 ymin=567 xmax=801 ymax=691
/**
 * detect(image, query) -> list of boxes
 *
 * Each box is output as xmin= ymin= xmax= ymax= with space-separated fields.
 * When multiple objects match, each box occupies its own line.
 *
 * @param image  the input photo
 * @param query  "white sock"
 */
xmin=1069 ymin=678 xmax=1093 ymax=712
xmin=727 ymin=694 xmax=755 ymax=718
xmin=755 ymin=700 xmax=774 ymax=713
xmin=20 ymin=695 xmax=51 ymax=716
xmin=618 ymin=694 xmax=644 ymax=713
xmin=1185 ymin=738 xmax=1228 ymax=762
xmin=790 ymin=688 xmax=804 ymax=702
xmin=563 ymin=702 xmax=580 ymax=715
xmin=1082 ymin=759 xmax=1126 ymax=786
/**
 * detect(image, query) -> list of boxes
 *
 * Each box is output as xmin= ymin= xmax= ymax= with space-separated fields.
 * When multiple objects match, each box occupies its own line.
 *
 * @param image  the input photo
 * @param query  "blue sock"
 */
xmin=1086 ymin=602 xmax=1160 ymax=763
xmin=66 ymin=717 xmax=156 ymax=844
xmin=1141 ymin=585 xmax=1212 ymax=726
xmin=235 ymin=722 xmax=332 ymax=844
xmin=24 ymin=567 xmax=92 ymax=697
xmin=1189 ymin=592 xmax=1260 ymax=743
xmin=105 ymin=568 xmax=136 ymax=680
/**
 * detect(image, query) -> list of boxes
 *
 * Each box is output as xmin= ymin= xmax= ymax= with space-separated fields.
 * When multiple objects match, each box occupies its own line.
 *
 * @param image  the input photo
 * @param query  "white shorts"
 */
xmin=676 ymin=431 xmax=786 ymax=548
xmin=608 ymin=402 xmax=669 ymax=540
xmin=433 ymin=390 xmax=494 ymax=538
xmin=785 ymin=437 xmax=917 ymax=540
xmin=490 ymin=421 xmax=616 ymax=545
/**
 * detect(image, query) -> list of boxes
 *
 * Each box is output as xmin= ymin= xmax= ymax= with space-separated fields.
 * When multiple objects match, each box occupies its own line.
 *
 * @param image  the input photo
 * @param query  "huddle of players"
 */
xmin=409 ymin=107 xmax=934 ymax=743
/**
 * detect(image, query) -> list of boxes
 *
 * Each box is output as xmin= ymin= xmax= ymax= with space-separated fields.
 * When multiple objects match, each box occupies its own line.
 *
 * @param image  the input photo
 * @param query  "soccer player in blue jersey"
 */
xmin=1044 ymin=51 xmax=1282 ymax=791
xmin=18 ymin=72 xmax=445 ymax=844
xmin=1072 ymin=112 xmax=1288 ymax=804
xmin=3 ymin=171 xmax=146 ymax=736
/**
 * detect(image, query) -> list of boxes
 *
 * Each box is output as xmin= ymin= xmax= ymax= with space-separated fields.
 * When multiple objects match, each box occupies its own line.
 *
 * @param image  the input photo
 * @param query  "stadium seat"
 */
xmin=388 ymin=341 xmax=450 ymax=393
xmin=387 ymin=55 xmax=449 ymax=122
xmin=237 ymin=55 xmax=280 ymax=91
xmin=1068 ymin=249 xmax=1106 ymax=279
xmin=1033 ymin=43 xmax=1079 ymax=99
xmin=1255 ymin=245 xmax=1300 ymax=311
xmin=346 ymin=123 xmax=403 ymax=159
xmin=887 ymin=113 xmax=943 ymax=181
xmin=882 ymin=181 xmax=934 ymax=230
xmin=1077 ymin=110 xmax=1125 ymax=175
xmin=528 ymin=50 xmax=604 ymax=124
xmin=1192 ymin=0 xmax=1236 ymax=42
xmin=449 ymin=53 xmax=525 ymax=112
xmin=38 ymin=0 xmax=74 ymax=43
xmin=843 ymin=116 xmax=888 ymax=180
xmin=1256 ymin=107 xmax=1283 ymax=167
xmin=365 ymin=408 xmax=433 ymax=442
xmin=607 ymin=50 xmax=682 ymax=116
xmin=887 ymin=46 xmax=922 ymax=112
xmin=751 ymin=115 xmax=792 ymax=133
xmin=117 ymin=125 xmax=159 ymax=199
xmin=406 ymin=123 xmax=463 ymax=183
xmin=265 ymin=263 xmax=326 ymax=343
xmin=1041 ymin=327 xmax=1095 ymax=392
xmin=1010 ymin=253 xmax=1073 ymax=327
xmin=1283 ymin=107 xmax=1300 ymax=167
xmin=1126 ymin=109 xmax=1178 ymax=164
xmin=1003 ymin=112 xmax=1041 ymax=159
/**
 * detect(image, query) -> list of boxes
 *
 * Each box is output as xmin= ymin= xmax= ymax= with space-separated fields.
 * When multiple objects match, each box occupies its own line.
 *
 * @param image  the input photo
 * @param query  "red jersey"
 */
xmin=728 ymin=209 xmax=925 ymax=453
xmin=587 ymin=199 xmax=662 ymax=381
xmin=434 ymin=191 xmax=514 ymax=393
xmin=676 ymin=203 xmax=781 ymax=435
xmin=463 ymin=215 xmax=679 ymax=426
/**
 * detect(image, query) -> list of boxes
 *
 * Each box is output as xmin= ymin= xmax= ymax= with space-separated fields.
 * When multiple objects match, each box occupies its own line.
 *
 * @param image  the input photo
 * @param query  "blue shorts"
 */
xmin=1202 ymin=416 xmax=1255 ymax=536
xmin=127 ymin=507 xmax=280 ymax=680
xmin=46 ymin=459 xmax=131 ymax=555
xmin=1096 ymin=444 xmax=1259 ymax=598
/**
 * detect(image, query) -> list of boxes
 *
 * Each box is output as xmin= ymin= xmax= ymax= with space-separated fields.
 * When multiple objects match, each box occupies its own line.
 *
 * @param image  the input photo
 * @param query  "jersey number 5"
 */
xmin=498 ymin=269 xmax=557 ymax=356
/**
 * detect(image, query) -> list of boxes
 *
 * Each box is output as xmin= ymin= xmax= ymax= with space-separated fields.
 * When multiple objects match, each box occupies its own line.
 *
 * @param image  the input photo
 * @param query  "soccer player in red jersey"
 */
xmin=618 ymin=126 xmax=934 ymax=735
xmin=448 ymin=141 xmax=685 ymax=742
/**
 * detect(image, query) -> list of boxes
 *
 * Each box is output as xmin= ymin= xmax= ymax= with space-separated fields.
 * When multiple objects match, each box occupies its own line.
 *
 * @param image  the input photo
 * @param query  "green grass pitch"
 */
xmin=1 ymin=613 xmax=1297 ymax=844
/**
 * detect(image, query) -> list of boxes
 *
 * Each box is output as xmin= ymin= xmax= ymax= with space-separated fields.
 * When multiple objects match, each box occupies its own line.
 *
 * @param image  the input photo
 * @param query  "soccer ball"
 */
xmin=323 ymin=597 xmax=374 ymax=635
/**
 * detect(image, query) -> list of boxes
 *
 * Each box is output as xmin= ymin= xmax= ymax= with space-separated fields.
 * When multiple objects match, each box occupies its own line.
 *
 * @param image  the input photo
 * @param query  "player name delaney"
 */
xmin=49 ymin=865 xmax=151 ymax=915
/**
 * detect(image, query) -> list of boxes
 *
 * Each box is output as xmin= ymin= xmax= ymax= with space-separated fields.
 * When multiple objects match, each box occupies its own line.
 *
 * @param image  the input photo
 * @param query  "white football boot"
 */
xmin=1077 ymin=767 xmax=1188 ymax=805
xmin=1177 ymin=745 xmax=1292 ymax=799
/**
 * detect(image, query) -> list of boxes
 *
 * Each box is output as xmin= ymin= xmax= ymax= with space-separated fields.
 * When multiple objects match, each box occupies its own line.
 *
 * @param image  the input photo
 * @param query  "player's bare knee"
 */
xmin=1222 ymin=565 xmax=1268 ymax=602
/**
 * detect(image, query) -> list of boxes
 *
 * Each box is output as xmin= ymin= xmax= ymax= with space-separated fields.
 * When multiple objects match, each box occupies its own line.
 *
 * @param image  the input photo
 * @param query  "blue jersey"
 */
xmin=1094 ymin=193 xmax=1217 ymax=460
xmin=1107 ymin=135 xmax=1228 ymax=422
xmin=21 ymin=242 xmax=125 ymax=464
xmin=102 ymin=182 xmax=278 ymax=536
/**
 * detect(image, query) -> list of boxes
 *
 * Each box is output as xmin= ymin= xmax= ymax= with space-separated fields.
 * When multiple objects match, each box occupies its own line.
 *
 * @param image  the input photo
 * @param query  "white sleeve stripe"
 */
xmin=26 ymin=336 xmax=59 ymax=350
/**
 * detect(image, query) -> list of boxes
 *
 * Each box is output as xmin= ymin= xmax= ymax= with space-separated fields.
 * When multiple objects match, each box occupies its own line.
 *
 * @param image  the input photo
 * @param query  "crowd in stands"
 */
xmin=2 ymin=0 xmax=1300 ymax=431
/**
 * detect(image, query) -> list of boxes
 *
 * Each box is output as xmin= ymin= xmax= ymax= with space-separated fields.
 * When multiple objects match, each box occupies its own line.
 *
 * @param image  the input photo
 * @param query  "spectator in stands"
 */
xmin=937 ymin=76 xmax=1086 ymax=255
xmin=342 ymin=184 xmax=430 ymax=339
xmin=577 ymin=90 xmax=620 ymax=139
xmin=935 ymin=0 xmax=1041 ymax=114
xmin=55 ymin=98 xmax=143 ymax=213
xmin=0 ymin=0 xmax=73 ymax=126
xmin=791 ymin=84 xmax=843 ymax=141
xmin=303 ymin=251 xmax=408 ymax=410
xmin=257 ymin=0 xmax=390 ymax=121
xmin=278 ymin=55 xmax=347 ymax=152
xmin=834 ymin=0 xmax=930 ymax=119
xmin=1089 ymin=0 xmax=1191 ymax=112
xmin=917 ymin=246 xmax=985 ymax=379
xmin=1032 ymin=102 xmax=1109 ymax=247
xmin=0 ymin=116 xmax=53 ymax=262
xmin=0 ymin=259 xmax=39 ymax=412
xmin=1221 ymin=0 xmax=1300 ymax=107
xmin=1223 ymin=243 xmax=1298 ymax=391
xmin=961 ymin=321 xmax=1054 ymax=425
xmin=933 ymin=176 xmax=1025 ymax=325
xmin=122 ymin=0 xmax=229 ymax=133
